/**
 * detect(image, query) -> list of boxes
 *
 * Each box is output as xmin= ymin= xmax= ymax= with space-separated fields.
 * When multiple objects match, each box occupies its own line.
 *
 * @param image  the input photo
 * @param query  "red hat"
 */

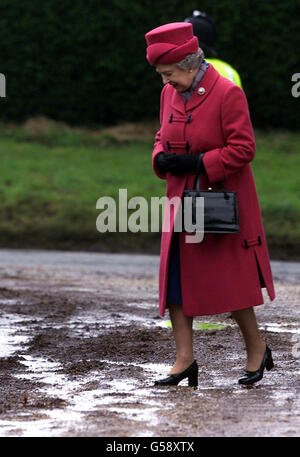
xmin=145 ymin=22 xmax=199 ymax=66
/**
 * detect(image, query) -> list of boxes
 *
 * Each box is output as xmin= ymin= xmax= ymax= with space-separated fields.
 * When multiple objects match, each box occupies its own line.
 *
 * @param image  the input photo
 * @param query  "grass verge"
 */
xmin=0 ymin=117 xmax=299 ymax=259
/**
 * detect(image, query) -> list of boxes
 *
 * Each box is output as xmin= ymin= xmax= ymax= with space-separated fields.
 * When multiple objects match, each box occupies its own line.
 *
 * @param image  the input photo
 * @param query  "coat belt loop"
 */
xmin=244 ymin=236 xmax=262 ymax=249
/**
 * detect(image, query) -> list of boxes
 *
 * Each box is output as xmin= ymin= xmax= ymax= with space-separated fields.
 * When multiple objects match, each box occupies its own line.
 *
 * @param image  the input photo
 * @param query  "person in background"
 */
xmin=185 ymin=10 xmax=242 ymax=88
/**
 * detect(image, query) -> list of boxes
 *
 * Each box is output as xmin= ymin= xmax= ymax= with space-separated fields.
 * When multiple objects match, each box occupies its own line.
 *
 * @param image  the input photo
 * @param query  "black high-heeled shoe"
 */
xmin=154 ymin=360 xmax=198 ymax=387
xmin=238 ymin=345 xmax=274 ymax=385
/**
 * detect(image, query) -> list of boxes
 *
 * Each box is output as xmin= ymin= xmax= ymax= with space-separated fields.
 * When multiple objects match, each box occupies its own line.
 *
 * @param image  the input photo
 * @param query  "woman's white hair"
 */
xmin=175 ymin=48 xmax=205 ymax=71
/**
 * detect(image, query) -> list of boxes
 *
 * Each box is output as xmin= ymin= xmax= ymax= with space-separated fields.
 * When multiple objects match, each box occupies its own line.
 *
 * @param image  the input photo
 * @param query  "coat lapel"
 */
xmin=170 ymin=88 xmax=186 ymax=114
xmin=186 ymin=64 xmax=220 ymax=111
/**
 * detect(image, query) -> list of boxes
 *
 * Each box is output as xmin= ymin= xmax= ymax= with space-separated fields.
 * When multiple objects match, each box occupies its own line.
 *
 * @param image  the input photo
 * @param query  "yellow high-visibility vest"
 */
xmin=206 ymin=58 xmax=242 ymax=88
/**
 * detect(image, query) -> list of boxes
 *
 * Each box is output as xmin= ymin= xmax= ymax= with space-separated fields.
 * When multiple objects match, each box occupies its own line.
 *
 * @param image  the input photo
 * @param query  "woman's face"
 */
xmin=156 ymin=64 xmax=197 ymax=92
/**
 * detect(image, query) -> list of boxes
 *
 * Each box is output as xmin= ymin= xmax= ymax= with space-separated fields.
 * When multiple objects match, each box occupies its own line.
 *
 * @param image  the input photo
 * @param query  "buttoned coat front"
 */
xmin=152 ymin=64 xmax=275 ymax=317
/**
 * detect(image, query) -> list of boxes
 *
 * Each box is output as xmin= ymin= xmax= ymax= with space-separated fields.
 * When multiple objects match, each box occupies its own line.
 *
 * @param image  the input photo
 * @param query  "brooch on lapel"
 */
xmin=197 ymin=87 xmax=206 ymax=95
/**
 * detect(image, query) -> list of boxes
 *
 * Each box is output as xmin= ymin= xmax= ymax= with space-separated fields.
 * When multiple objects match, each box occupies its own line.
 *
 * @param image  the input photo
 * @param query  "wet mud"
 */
xmin=0 ymin=249 xmax=299 ymax=437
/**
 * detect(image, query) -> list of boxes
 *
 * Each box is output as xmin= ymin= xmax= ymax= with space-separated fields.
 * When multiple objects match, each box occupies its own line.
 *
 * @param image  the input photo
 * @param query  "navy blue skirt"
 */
xmin=166 ymin=233 xmax=182 ymax=305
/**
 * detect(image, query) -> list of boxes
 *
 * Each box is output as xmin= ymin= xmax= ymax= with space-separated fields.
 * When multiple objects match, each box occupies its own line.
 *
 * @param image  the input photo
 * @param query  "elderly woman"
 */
xmin=145 ymin=23 xmax=276 ymax=387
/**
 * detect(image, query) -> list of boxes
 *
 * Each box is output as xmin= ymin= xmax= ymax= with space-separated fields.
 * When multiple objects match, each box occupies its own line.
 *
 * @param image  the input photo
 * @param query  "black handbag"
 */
xmin=182 ymin=174 xmax=240 ymax=234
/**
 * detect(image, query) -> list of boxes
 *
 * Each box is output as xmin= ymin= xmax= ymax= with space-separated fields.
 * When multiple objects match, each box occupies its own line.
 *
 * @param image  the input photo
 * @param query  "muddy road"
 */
xmin=0 ymin=248 xmax=299 ymax=437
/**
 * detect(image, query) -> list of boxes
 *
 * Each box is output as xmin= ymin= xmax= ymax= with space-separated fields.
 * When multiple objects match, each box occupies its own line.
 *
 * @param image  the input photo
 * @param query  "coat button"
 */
xmin=198 ymin=87 xmax=206 ymax=95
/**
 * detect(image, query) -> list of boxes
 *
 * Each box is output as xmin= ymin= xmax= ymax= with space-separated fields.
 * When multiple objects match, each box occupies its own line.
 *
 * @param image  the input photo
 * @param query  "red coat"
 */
xmin=152 ymin=64 xmax=275 ymax=317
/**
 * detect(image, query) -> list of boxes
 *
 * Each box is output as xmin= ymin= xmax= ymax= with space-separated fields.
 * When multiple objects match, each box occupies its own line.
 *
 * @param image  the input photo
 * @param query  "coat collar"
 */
xmin=170 ymin=64 xmax=220 ymax=114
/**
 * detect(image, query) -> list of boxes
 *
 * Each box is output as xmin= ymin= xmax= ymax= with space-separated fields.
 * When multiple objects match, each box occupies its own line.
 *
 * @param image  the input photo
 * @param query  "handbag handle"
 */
xmin=193 ymin=160 xmax=230 ymax=200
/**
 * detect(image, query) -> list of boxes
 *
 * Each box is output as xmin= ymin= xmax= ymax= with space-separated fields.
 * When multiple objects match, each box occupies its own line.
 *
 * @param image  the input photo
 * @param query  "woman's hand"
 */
xmin=155 ymin=152 xmax=205 ymax=175
xmin=155 ymin=152 xmax=177 ymax=173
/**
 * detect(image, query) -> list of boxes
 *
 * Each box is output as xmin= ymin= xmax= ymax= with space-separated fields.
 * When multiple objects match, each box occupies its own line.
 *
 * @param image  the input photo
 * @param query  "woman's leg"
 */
xmin=168 ymin=303 xmax=195 ymax=374
xmin=232 ymin=306 xmax=266 ymax=371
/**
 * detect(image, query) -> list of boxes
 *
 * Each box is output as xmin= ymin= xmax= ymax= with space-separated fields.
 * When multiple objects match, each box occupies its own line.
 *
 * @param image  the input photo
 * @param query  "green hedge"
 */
xmin=0 ymin=0 xmax=298 ymax=129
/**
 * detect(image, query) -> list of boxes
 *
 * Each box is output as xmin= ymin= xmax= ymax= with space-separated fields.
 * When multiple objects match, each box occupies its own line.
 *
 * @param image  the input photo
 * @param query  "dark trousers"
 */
xmin=166 ymin=232 xmax=182 ymax=305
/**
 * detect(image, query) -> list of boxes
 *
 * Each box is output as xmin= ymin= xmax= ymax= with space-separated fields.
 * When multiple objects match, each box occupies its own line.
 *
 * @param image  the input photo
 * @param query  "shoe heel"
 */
xmin=188 ymin=373 xmax=198 ymax=387
xmin=266 ymin=348 xmax=274 ymax=371
xmin=266 ymin=355 xmax=274 ymax=371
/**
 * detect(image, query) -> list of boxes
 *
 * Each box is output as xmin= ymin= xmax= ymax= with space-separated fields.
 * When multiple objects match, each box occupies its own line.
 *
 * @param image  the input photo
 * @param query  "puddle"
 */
xmin=126 ymin=302 xmax=157 ymax=310
xmin=16 ymin=355 xmax=63 ymax=383
xmin=0 ymin=352 xmax=171 ymax=436
xmin=0 ymin=314 xmax=32 ymax=357
xmin=0 ymin=299 xmax=22 ymax=305
xmin=260 ymin=323 xmax=300 ymax=334
xmin=60 ymin=287 xmax=99 ymax=293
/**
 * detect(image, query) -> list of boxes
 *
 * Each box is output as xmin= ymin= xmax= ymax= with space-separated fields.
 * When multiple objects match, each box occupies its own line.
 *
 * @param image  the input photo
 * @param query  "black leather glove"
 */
xmin=167 ymin=152 xmax=206 ymax=175
xmin=155 ymin=152 xmax=206 ymax=175
xmin=155 ymin=152 xmax=177 ymax=173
